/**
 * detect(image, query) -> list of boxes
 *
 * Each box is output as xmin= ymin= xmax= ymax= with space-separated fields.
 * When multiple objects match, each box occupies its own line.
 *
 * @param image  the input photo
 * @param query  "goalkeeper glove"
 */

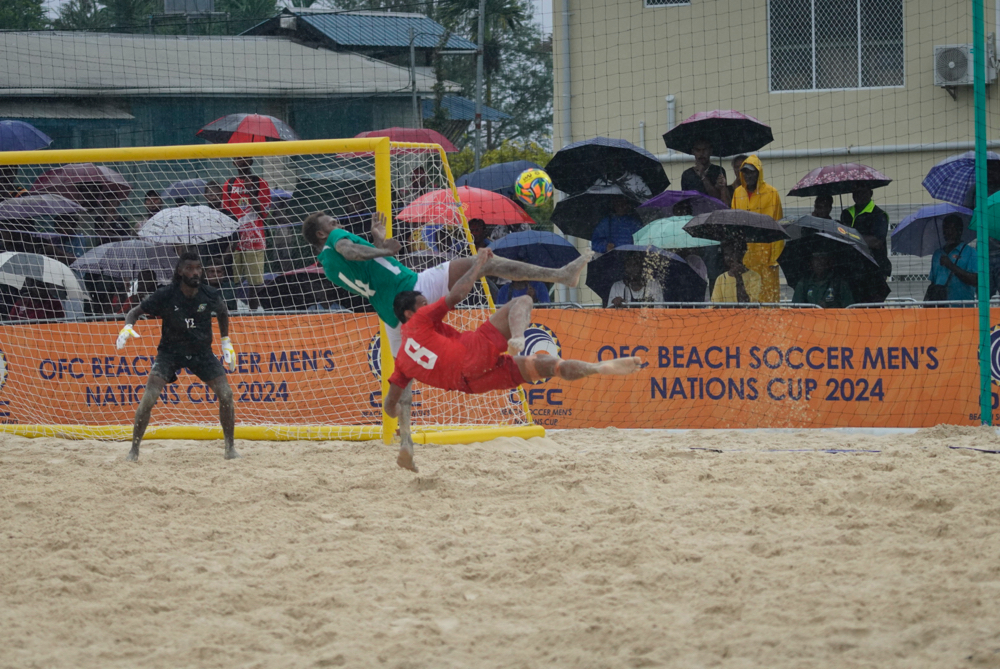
xmin=220 ymin=337 xmax=237 ymax=372
xmin=116 ymin=324 xmax=140 ymax=350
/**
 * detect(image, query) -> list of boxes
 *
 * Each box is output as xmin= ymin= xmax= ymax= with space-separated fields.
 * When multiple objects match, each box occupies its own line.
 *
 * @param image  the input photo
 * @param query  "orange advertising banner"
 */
xmin=0 ymin=308 xmax=995 ymax=430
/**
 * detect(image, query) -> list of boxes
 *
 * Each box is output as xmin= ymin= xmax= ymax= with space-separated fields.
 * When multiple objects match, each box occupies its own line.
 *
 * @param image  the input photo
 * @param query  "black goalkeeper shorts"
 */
xmin=151 ymin=349 xmax=226 ymax=384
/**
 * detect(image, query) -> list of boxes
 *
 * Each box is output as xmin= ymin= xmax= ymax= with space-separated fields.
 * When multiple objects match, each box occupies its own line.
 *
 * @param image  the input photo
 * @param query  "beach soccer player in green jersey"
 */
xmin=301 ymin=210 xmax=593 ymax=469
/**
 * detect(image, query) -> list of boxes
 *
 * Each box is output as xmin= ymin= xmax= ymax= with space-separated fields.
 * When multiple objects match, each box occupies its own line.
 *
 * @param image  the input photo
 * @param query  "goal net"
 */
xmin=0 ymin=139 xmax=538 ymax=443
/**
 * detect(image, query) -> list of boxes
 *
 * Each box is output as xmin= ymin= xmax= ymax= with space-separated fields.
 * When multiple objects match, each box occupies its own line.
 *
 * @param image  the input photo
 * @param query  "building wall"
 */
xmin=553 ymin=0 xmax=1000 ymax=209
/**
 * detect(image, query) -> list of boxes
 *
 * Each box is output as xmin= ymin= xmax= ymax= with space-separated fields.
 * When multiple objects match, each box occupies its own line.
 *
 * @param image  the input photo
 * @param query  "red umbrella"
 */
xmin=32 ymin=163 xmax=131 ymax=205
xmin=196 ymin=114 xmax=300 ymax=143
xmin=355 ymin=127 xmax=458 ymax=153
xmin=397 ymin=186 xmax=535 ymax=226
xmin=787 ymin=163 xmax=892 ymax=197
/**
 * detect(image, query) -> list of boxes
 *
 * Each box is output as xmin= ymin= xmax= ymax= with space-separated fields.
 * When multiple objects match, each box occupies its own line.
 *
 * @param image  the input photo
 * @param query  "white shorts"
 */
xmin=386 ymin=261 xmax=452 ymax=355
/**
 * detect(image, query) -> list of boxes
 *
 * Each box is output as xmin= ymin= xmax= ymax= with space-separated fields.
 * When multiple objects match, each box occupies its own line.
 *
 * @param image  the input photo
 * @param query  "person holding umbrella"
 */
xmin=712 ymin=235 xmax=761 ymax=304
xmin=812 ymin=195 xmax=834 ymax=220
xmin=0 ymin=166 xmax=26 ymax=202
xmin=608 ymin=252 xmax=664 ymax=307
xmin=731 ymin=156 xmax=784 ymax=302
xmin=926 ymin=214 xmax=977 ymax=303
xmin=792 ymin=250 xmax=854 ymax=308
xmin=680 ymin=140 xmax=729 ymax=202
xmin=590 ymin=195 xmax=643 ymax=253
xmin=840 ymin=186 xmax=891 ymax=302
xmin=223 ymin=157 xmax=271 ymax=312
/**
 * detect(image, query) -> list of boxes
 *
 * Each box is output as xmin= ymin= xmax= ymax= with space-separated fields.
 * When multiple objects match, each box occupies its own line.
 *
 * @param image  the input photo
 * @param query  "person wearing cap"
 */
xmin=731 ymin=155 xmax=784 ymax=303
xmin=840 ymin=185 xmax=891 ymax=303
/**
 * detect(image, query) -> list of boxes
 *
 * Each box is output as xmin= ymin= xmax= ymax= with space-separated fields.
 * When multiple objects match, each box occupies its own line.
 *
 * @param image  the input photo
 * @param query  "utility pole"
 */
xmin=473 ymin=0 xmax=486 ymax=170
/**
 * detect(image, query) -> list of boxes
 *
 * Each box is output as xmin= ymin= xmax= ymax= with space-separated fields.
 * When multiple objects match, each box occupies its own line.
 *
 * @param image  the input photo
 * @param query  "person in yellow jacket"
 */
xmin=731 ymin=155 xmax=784 ymax=302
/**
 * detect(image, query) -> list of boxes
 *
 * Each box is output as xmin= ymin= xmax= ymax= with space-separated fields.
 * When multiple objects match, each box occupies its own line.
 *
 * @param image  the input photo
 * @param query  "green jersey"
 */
xmin=318 ymin=229 xmax=417 ymax=327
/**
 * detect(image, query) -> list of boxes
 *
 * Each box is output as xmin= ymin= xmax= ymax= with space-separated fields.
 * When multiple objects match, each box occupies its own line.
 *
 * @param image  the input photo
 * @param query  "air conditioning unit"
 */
xmin=934 ymin=38 xmax=997 ymax=86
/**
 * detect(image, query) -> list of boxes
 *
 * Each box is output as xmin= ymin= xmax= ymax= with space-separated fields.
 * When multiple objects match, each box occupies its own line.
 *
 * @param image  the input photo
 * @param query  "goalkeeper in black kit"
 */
xmin=116 ymin=251 xmax=240 ymax=461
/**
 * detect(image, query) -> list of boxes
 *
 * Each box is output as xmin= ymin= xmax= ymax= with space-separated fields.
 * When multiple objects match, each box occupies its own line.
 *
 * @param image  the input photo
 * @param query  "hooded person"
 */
xmin=731 ymin=154 xmax=784 ymax=303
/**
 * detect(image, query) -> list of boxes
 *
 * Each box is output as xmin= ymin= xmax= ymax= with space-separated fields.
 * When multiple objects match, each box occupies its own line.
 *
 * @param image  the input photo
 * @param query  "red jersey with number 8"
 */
xmin=388 ymin=298 xmax=524 ymax=394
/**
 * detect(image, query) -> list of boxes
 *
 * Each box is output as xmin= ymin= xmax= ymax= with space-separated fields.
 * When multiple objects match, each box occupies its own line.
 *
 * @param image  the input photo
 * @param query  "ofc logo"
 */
xmin=367 ymin=333 xmax=382 ymax=380
xmin=990 ymin=324 xmax=1000 ymax=385
xmin=521 ymin=323 xmax=561 ymax=384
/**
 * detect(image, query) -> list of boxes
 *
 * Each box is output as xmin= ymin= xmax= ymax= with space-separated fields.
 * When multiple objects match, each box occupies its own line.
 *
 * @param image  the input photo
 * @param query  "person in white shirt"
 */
xmin=608 ymin=253 xmax=663 ymax=307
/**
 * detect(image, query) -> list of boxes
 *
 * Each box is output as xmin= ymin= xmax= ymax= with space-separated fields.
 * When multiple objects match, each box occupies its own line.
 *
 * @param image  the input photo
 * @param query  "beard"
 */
xmin=182 ymin=274 xmax=201 ymax=288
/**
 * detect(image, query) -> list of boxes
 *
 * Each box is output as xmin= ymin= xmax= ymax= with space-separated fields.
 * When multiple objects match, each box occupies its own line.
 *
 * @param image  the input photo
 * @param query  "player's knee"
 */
xmin=514 ymin=294 xmax=533 ymax=308
xmin=215 ymin=383 xmax=234 ymax=404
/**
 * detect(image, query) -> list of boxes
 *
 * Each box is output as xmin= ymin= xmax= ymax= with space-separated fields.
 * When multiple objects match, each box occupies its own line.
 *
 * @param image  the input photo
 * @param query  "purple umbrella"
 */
xmin=0 ymin=121 xmax=52 ymax=152
xmin=71 ymin=239 xmax=178 ymax=282
xmin=637 ymin=189 xmax=729 ymax=222
xmin=31 ymin=163 xmax=132 ymax=205
xmin=161 ymin=178 xmax=207 ymax=202
xmin=0 ymin=194 xmax=85 ymax=222
xmin=891 ymin=203 xmax=975 ymax=257
xmin=921 ymin=151 xmax=1000 ymax=206
xmin=663 ymin=110 xmax=773 ymax=157
xmin=787 ymin=163 xmax=892 ymax=197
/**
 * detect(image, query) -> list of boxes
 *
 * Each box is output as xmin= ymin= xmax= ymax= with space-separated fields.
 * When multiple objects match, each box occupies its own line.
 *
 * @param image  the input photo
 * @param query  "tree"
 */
xmin=0 ymin=0 xmax=47 ymax=30
xmin=53 ymin=0 xmax=109 ymax=30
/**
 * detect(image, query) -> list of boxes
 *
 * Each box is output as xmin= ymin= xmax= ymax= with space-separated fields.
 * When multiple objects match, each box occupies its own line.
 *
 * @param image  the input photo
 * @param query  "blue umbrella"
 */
xmin=922 ymin=151 xmax=1000 ymax=206
xmin=456 ymin=160 xmax=541 ymax=200
xmin=0 ymin=121 xmax=52 ymax=152
xmin=489 ymin=231 xmax=580 ymax=268
xmin=585 ymin=244 xmax=706 ymax=305
xmin=161 ymin=178 xmax=207 ymax=202
xmin=892 ymin=203 xmax=975 ymax=256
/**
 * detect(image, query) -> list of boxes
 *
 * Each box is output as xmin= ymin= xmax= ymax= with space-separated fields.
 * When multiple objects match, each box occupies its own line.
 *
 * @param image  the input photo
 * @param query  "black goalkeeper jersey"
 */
xmin=139 ymin=283 xmax=224 ymax=355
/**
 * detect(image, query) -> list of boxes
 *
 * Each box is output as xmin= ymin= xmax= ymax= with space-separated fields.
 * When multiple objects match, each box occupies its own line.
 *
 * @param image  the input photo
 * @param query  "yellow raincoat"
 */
xmin=731 ymin=154 xmax=784 ymax=302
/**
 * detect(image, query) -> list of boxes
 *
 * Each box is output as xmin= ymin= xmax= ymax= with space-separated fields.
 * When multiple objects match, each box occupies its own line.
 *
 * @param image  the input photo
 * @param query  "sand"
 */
xmin=2 ymin=426 xmax=1000 ymax=669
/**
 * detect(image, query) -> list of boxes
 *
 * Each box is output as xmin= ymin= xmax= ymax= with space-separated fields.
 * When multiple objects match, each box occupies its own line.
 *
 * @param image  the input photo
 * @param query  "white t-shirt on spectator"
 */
xmin=608 ymin=279 xmax=663 ymax=305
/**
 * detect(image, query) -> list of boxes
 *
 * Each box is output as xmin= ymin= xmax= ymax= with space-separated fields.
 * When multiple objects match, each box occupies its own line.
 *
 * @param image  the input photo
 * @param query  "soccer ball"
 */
xmin=514 ymin=169 xmax=554 ymax=208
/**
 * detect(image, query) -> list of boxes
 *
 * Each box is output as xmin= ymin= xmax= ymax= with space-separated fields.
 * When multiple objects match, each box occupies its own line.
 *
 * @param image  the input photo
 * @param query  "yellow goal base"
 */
xmin=0 ymin=424 xmax=545 ymax=444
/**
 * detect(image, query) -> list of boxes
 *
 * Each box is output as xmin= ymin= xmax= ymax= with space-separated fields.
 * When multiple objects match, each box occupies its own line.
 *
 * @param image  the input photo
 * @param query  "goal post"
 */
xmin=0 ymin=138 xmax=542 ymax=444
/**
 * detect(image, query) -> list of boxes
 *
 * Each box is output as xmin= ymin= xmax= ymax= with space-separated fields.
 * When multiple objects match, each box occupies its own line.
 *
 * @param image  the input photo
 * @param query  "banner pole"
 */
xmin=973 ymin=0 xmax=992 ymax=425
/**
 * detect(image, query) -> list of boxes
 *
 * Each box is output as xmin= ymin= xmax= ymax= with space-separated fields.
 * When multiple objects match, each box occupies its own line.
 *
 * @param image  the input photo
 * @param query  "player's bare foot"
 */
xmin=224 ymin=446 xmax=242 ymax=460
xmin=559 ymin=250 xmax=595 ymax=288
xmin=125 ymin=448 xmax=139 ymax=462
xmin=397 ymin=444 xmax=418 ymax=472
xmin=507 ymin=336 xmax=525 ymax=356
xmin=596 ymin=356 xmax=642 ymax=375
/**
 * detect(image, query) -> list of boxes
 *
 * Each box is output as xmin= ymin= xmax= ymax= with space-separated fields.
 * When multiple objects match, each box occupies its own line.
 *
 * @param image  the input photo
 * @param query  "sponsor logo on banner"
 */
xmin=990 ymin=324 xmax=1000 ymax=385
xmin=367 ymin=333 xmax=382 ymax=380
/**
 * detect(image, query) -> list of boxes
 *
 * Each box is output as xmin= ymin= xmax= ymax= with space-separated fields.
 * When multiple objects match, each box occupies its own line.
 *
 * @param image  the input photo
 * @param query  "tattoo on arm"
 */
xmin=336 ymin=239 xmax=392 ymax=261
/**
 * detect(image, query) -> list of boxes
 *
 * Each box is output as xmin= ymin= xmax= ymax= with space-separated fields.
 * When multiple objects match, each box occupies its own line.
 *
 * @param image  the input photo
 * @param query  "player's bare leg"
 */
xmin=205 ymin=375 xmax=239 ymax=459
xmin=127 ymin=372 xmax=167 ymax=462
xmin=514 ymin=355 xmax=642 ymax=383
xmin=396 ymin=381 xmax=418 ymax=472
xmin=487 ymin=295 xmax=532 ymax=355
xmin=448 ymin=251 xmax=594 ymax=290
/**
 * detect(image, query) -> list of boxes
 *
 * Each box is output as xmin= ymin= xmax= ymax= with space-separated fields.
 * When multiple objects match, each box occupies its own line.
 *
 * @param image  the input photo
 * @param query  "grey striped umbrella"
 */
xmin=0 ymin=252 xmax=87 ymax=301
xmin=71 ymin=239 xmax=177 ymax=283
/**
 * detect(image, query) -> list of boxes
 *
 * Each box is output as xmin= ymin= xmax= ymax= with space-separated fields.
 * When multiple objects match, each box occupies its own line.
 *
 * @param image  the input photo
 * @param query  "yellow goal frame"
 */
xmin=0 ymin=138 xmax=543 ymax=445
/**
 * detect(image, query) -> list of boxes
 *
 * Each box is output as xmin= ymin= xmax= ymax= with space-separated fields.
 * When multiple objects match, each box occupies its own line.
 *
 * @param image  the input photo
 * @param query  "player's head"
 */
xmin=393 ymin=290 xmax=428 ymax=324
xmin=302 ymin=211 xmax=342 ymax=248
xmin=173 ymin=251 xmax=203 ymax=289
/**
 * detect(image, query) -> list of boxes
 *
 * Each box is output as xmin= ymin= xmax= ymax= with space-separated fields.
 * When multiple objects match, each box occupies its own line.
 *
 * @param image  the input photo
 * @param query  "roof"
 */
xmin=0 ymin=101 xmax=133 ymax=119
xmin=422 ymin=96 xmax=510 ymax=122
xmin=246 ymin=9 xmax=478 ymax=51
xmin=0 ymin=32 xmax=451 ymax=97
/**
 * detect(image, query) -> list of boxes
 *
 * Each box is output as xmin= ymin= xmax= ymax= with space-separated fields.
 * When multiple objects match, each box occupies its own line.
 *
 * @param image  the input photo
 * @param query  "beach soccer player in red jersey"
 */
xmin=383 ymin=248 xmax=642 ymax=472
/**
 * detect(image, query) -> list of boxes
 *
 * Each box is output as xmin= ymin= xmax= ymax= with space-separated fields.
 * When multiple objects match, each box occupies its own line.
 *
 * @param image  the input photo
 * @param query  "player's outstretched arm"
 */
xmin=116 ymin=305 xmax=145 ymax=349
xmin=370 ymin=211 xmax=390 ymax=248
xmin=446 ymin=248 xmax=492 ymax=308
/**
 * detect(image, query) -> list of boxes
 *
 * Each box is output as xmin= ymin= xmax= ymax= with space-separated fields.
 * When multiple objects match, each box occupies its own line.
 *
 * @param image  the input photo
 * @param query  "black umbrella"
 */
xmin=545 ymin=137 xmax=669 ymax=197
xmin=683 ymin=210 xmax=790 ymax=244
xmin=778 ymin=215 xmax=884 ymax=300
xmin=663 ymin=110 xmax=773 ymax=157
xmin=551 ymin=184 xmax=640 ymax=240
xmin=585 ymin=245 xmax=706 ymax=306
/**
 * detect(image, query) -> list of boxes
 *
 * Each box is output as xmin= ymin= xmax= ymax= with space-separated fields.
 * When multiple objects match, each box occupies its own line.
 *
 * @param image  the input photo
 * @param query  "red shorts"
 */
xmin=457 ymin=320 xmax=525 ymax=394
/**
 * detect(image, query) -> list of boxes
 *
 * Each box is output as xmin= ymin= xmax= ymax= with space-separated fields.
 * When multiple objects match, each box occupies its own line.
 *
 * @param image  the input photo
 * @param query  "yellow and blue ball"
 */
xmin=514 ymin=169 xmax=554 ymax=208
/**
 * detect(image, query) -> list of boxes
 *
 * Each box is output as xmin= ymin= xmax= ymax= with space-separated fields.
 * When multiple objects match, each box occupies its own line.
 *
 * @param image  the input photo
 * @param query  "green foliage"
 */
xmin=215 ymin=0 xmax=279 ymax=33
xmin=0 ymin=0 xmax=47 ymax=30
xmin=53 ymin=0 xmax=109 ymax=30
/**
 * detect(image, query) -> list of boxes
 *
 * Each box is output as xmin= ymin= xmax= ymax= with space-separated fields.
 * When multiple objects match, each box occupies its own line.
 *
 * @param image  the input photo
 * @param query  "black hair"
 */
xmin=393 ymin=290 xmax=422 ymax=324
xmin=144 ymin=189 xmax=161 ymax=199
xmin=172 ymin=250 xmax=202 ymax=285
xmin=814 ymin=194 xmax=834 ymax=205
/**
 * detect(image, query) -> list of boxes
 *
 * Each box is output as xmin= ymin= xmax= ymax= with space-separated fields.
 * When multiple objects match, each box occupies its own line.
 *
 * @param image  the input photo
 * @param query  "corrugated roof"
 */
xmin=292 ymin=11 xmax=477 ymax=51
xmin=0 ymin=32 xmax=452 ymax=97
xmin=0 ymin=101 xmax=134 ymax=119
xmin=422 ymin=96 xmax=510 ymax=121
